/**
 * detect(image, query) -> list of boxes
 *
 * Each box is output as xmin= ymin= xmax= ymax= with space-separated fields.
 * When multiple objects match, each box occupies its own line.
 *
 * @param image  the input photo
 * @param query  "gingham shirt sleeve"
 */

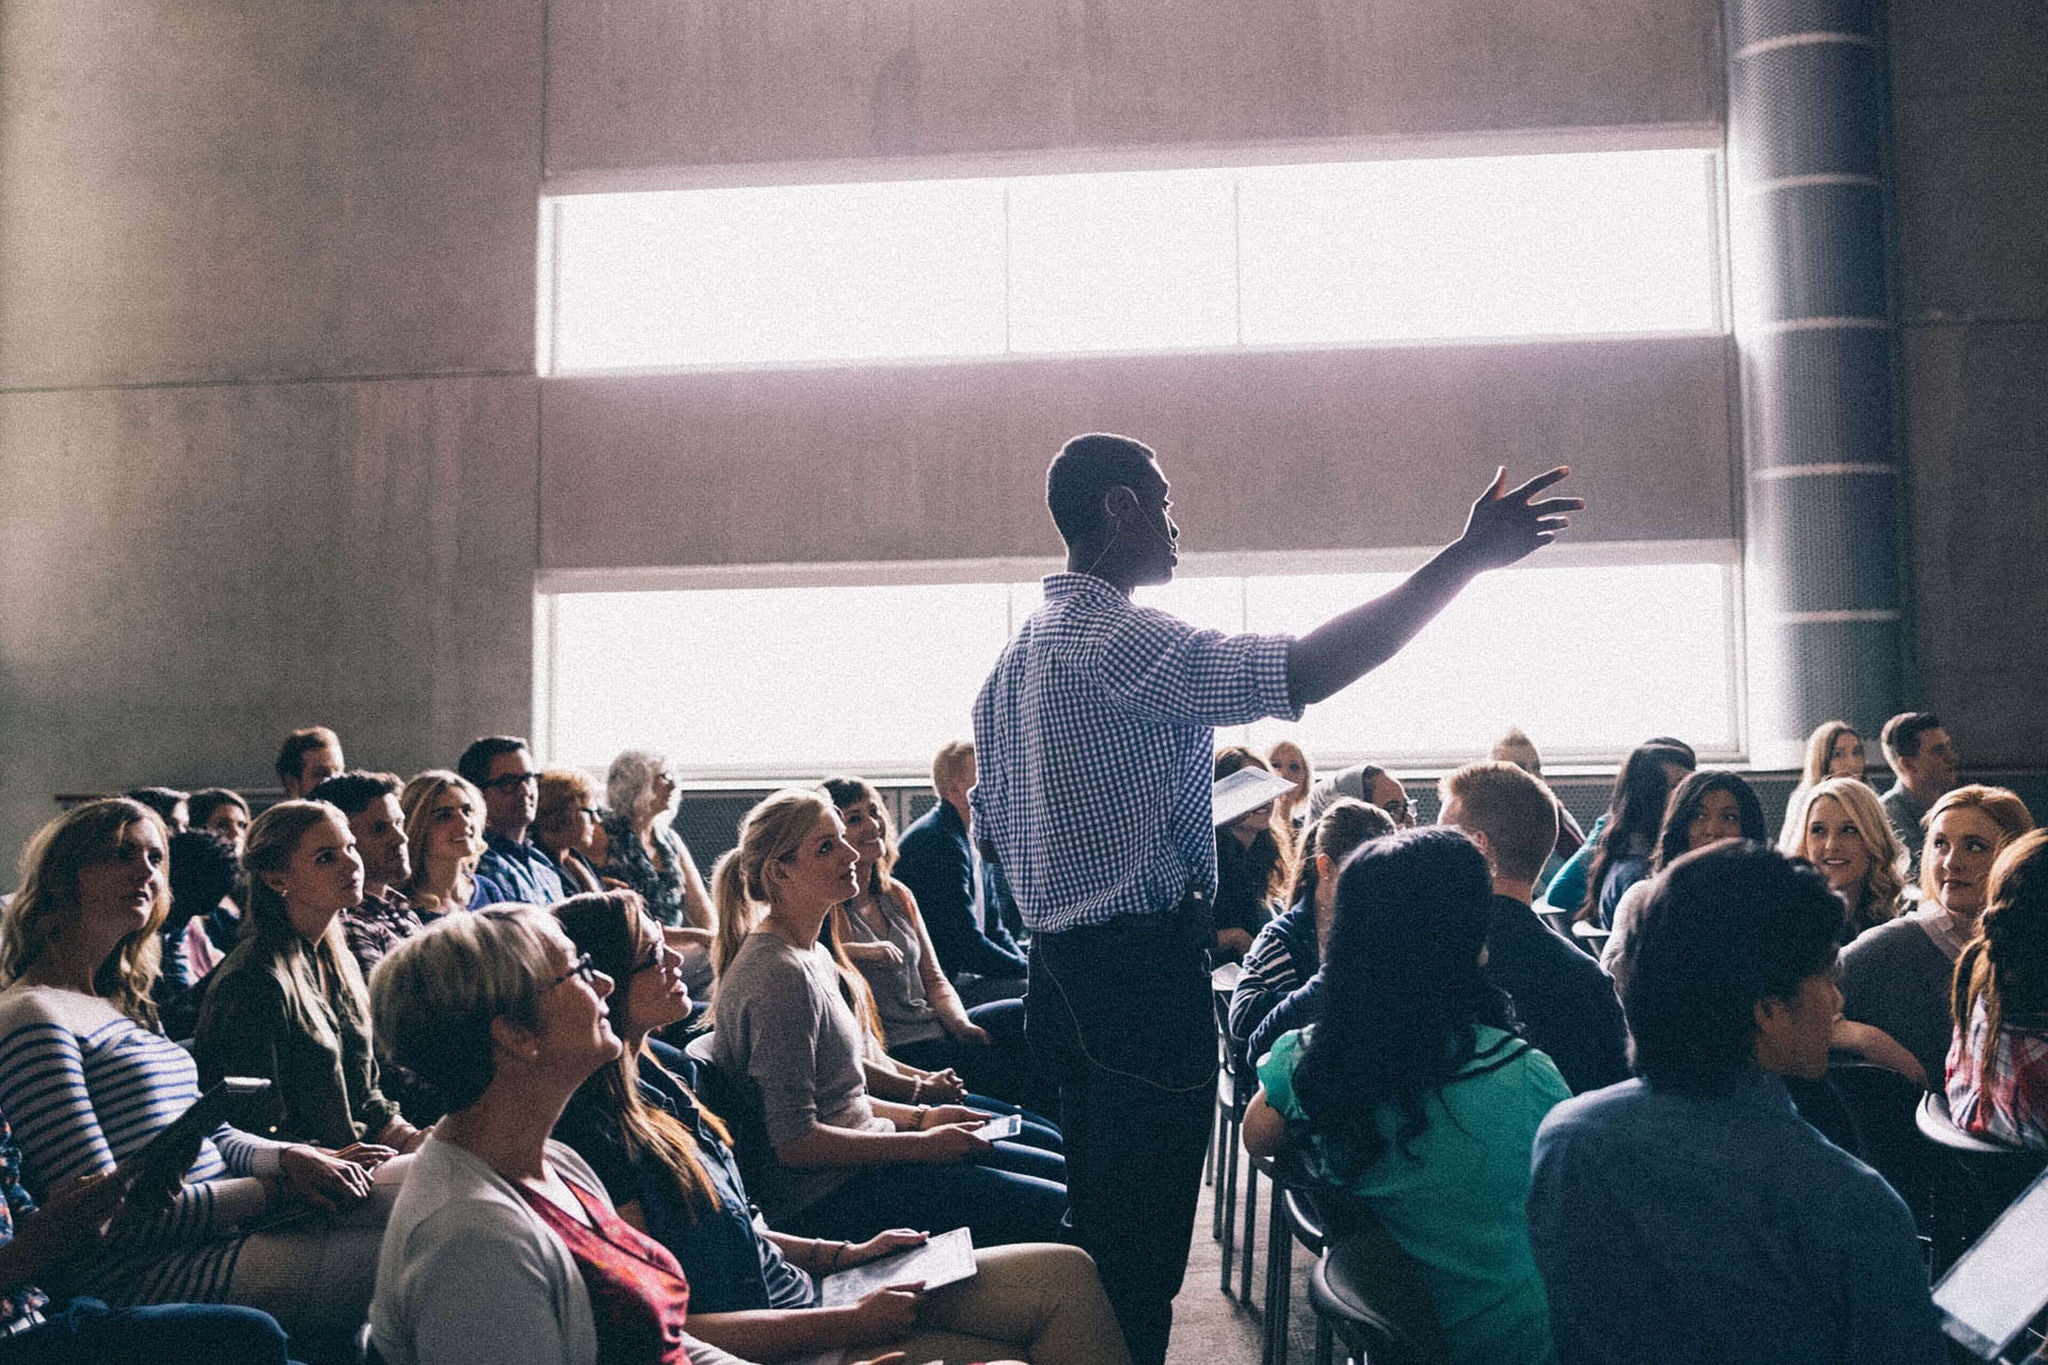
xmin=1092 ymin=607 xmax=1300 ymax=727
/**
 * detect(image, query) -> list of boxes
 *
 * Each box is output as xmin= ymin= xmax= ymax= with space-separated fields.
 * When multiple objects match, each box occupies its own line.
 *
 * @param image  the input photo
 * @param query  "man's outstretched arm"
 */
xmin=1286 ymin=466 xmax=1582 ymax=709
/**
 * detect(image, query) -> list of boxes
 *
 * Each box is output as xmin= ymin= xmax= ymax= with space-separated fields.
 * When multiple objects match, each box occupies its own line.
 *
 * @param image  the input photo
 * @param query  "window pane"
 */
xmin=1006 ymin=168 xmax=1240 ymax=354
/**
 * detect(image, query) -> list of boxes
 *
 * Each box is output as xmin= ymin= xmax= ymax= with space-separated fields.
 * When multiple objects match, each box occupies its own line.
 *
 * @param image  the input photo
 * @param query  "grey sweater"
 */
xmin=1838 ymin=915 xmax=1958 ymax=1086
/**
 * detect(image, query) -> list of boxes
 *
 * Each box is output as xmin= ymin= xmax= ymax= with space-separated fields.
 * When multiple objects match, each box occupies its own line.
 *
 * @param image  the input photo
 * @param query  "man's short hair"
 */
xmin=931 ymin=741 xmax=975 ymax=792
xmin=1621 ymin=842 xmax=1840 ymax=1093
xmin=457 ymin=736 xmax=531 ymax=789
xmin=124 ymin=788 xmax=188 ymax=824
xmin=1440 ymin=761 xmax=1558 ymax=884
xmin=187 ymin=788 xmax=249 ymax=826
xmin=1881 ymin=711 xmax=1943 ymax=763
xmin=1489 ymin=726 xmax=1541 ymax=776
xmin=275 ymin=726 xmax=341 ymax=786
xmin=308 ymin=770 xmax=402 ymax=818
xmin=1045 ymin=433 xmax=1159 ymax=548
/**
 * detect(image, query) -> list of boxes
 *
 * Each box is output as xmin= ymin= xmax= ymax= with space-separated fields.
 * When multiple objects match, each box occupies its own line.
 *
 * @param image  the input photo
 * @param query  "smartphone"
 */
xmin=974 ymin=1113 xmax=1023 ymax=1142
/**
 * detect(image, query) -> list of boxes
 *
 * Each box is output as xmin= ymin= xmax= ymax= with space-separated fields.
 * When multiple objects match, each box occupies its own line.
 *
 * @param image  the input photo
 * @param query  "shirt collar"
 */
xmin=1042 ymin=572 xmax=1128 ymax=605
xmin=1907 ymin=902 xmax=1974 ymax=960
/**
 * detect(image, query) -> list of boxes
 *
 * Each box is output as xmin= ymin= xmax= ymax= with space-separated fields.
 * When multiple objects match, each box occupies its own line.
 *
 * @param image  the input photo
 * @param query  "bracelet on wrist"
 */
xmin=912 ymin=1103 xmax=930 ymax=1130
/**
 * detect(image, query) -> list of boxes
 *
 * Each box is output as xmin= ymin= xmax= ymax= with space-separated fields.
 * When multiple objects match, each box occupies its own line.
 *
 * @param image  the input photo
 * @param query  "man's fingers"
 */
xmin=1534 ymin=517 xmax=1572 ymax=535
xmin=1527 ymin=497 xmax=1586 ymax=516
xmin=1504 ymin=466 xmax=1571 ymax=502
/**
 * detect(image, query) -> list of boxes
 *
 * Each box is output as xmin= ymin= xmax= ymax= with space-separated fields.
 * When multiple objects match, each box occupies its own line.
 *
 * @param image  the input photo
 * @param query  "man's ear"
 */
xmin=1751 ymin=995 xmax=1792 ymax=1063
xmin=1466 ymin=827 xmax=1496 ymax=870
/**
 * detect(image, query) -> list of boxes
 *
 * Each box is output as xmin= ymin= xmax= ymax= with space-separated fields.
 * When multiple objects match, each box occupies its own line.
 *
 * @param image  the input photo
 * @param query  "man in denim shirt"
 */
xmin=458 ymin=736 xmax=566 ymax=906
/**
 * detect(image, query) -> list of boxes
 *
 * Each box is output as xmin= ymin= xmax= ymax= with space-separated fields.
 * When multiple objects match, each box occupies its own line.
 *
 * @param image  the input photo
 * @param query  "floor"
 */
xmin=1167 ymin=1152 xmax=1324 ymax=1365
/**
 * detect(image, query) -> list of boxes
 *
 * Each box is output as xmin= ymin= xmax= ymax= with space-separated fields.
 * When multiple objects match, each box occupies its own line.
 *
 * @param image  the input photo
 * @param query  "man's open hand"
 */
xmin=1454 ymin=466 xmax=1583 ymax=571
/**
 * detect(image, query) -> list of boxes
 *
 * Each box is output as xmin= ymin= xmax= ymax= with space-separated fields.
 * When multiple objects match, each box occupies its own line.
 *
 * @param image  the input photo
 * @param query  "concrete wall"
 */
xmin=1889 ymin=1 xmax=2048 ymax=765
xmin=0 ymin=0 xmax=545 ymax=859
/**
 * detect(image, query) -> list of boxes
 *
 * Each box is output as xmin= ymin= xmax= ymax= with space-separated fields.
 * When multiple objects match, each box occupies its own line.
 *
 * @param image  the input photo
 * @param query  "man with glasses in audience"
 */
xmin=458 ymin=736 xmax=566 ymax=906
xmin=970 ymin=432 xmax=1579 ymax=1365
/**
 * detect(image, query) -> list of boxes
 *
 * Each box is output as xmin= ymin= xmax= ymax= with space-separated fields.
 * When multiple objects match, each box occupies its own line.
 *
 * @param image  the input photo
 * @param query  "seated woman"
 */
xmin=1573 ymin=740 xmax=1696 ymax=930
xmin=535 ymin=771 xmax=608 ymax=896
xmin=711 ymin=790 xmax=1065 ymax=1247
xmin=399 ymin=770 xmax=496 ymax=917
xmin=1228 ymin=799 xmax=1395 ymax=1067
xmin=1243 ymin=827 xmax=1571 ymax=1365
xmin=1840 ymin=786 xmax=2035 ymax=1088
xmin=1779 ymin=776 xmax=1908 ymax=942
xmin=603 ymin=751 xmax=717 ymax=997
xmin=1778 ymin=721 xmax=1867 ymax=847
xmin=1265 ymin=740 xmax=1312 ymax=834
xmin=366 ymin=906 xmax=764 ymax=1365
xmin=1948 ymin=828 xmax=2048 ymax=1147
xmin=0 ymin=799 xmax=391 ymax=1339
xmin=820 ymin=778 xmax=1037 ymax=1112
xmin=189 ymin=788 xmax=252 ymax=859
xmin=1600 ymin=770 xmax=1770 ymax=990
xmin=195 ymin=800 xmax=427 ymax=1153
xmin=1211 ymin=748 xmax=1295 ymax=962
xmin=553 ymin=890 xmax=1127 ymax=1365
xmin=1533 ymin=842 xmax=1946 ymax=1363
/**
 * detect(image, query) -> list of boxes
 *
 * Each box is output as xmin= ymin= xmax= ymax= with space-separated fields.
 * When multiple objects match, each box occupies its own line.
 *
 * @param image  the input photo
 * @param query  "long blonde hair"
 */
xmin=1780 ymin=776 xmax=1906 ymax=930
xmin=1267 ymin=740 xmax=1313 ymax=828
xmin=400 ymin=769 xmax=486 ymax=905
xmin=0 ymin=799 xmax=169 ymax=1029
xmin=710 ymin=789 xmax=836 ymax=977
xmin=224 ymin=800 xmax=373 ymax=1051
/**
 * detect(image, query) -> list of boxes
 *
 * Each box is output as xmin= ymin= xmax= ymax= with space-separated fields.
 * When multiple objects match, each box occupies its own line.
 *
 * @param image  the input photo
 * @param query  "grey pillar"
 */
xmin=1724 ymin=0 xmax=1907 ymax=767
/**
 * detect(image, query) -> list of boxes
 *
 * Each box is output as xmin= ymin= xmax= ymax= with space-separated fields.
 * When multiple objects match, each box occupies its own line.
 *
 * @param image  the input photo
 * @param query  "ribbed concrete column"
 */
xmin=1724 ymin=0 xmax=1907 ymax=767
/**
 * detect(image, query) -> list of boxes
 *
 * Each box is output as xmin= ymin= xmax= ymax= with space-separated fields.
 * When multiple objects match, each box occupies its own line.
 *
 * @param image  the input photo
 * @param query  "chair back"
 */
xmin=1310 ymin=1213 xmax=1450 ymax=1365
xmin=1916 ymin=1089 xmax=2048 ymax=1270
xmin=684 ymin=1032 xmax=784 ymax=1208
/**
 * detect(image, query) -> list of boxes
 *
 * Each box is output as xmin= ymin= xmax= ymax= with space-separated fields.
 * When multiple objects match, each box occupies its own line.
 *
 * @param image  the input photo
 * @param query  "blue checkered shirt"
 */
xmin=970 ymin=573 xmax=1301 ymax=934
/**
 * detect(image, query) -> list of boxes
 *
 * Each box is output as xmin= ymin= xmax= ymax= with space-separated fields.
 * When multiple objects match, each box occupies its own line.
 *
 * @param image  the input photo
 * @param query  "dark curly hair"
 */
xmin=1652 ymin=770 xmax=1768 ymax=873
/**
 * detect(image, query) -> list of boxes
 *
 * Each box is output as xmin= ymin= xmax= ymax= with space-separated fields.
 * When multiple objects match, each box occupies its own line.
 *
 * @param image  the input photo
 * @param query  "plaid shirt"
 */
xmin=0 ymin=1115 xmax=49 ymax=1324
xmin=1946 ymin=998 xmax=2048 ymax=1151
xmin=970 ymin=572 xmax=1298 ymax=934
xmin=341 ymin=886 xmax=426 ymax=979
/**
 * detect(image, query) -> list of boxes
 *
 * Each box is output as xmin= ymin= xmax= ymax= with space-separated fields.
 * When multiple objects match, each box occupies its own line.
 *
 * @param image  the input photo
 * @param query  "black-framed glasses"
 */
xmin=483 ymin=772 xmax=540 ymax=791
xmin=579 ymin=806 xmax=603 ymax=819
xmin=543 ymin=952 xmax=601 ymax=993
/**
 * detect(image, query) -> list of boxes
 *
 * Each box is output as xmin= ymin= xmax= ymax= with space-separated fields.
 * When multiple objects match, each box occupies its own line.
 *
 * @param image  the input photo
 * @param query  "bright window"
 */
xmin=537 ymin=552 xmax=1740 ymax=777
xmin=542 ymin=145 xmax=1722 ymax=373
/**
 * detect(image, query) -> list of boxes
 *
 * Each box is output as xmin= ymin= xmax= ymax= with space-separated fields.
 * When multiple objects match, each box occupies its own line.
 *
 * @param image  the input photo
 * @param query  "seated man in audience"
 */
xmin=312 ymin=770 xmax=428 ymax=977
xmin=456 ymin=735 xmax=566 ymax=906
xmin=1530 ymin=841 xmax=1947 ymax=1364
xmin=1879 ymin=711 xmax=1959 ymax=879
xmin=895 ymin=741 xmax=1030 ymax=1005
xmin=124 ymin=788 xmax=189 ymax=834
xmin=1437 ymin=762 xmax=1630 ymax=1093
xmin=275 ymin=725 xmax=346 ymax=800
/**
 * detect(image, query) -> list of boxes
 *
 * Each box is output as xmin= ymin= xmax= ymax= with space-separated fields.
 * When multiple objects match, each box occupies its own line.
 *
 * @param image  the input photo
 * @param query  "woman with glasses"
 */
xmin=711 ymin=789 xmax=1066 ymax=1247
xmin=603 ymin=752 xmax=717 ymax=997
xmin=535 ymin=771 xmax=610 ymax=897
xmin=553 ymin=890 xmax=1125 ymax=1365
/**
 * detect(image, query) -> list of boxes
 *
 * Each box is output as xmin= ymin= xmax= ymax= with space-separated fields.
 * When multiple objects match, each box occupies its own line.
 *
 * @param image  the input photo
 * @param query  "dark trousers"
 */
xmin=780 ymin=1139 xmax=1067 ymax=1246
xmin=891 ymin=999 xmax=1059 ymax=1116
xmin=1028 ymin=913 xmax=1217 ymax=1365
xmin=0 ymin=1299 xmax=294 ymax=1365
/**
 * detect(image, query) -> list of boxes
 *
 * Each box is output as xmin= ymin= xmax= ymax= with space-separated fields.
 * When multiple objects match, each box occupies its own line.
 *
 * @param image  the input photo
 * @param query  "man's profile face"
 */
xmin=1111 ymin=463 xmax=1179 ymax=586
xmin=288 ymin=741 xmax=344 ymax=799
xmin=1902 ymin=727 xmax=1958 ymax=794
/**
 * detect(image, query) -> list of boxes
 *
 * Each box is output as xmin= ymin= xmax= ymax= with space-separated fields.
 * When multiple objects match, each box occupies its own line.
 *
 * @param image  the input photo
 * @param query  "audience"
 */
xmin=1265 ymin=740 xmax=1312 ymax=832
xmin=312 ymin=772 xmax=427 ymax=979
xmin=601 ymin=751 xmax=717 ymax=996
xmin=188 ymin=787 xmax=251 ymax=858
xmin=0 ymin=799 xmax=388 ymax=1338
xmin=195 ymin=800 xmax=426 ymax=1153
xmin=1779 ymin=776 xmax=1908 ymax=941
xmin=1778 ymin=720 xmax=1867 ymax=847
xmin=154 ymin=828 xmax=241 ymax=1033
xmin=456 ymin=737 xmax=566 ymax=906
xmin=552 ymin=890 xmax=1125 ymax=1365
xmin=1840 ymin=785 xmax=2035 ymax=1089
xmin=709 ymin=790 xmax=1065 ymax=1246
xmin=892 ymin=741 xmax=1029 ymax=1007
xmin=1567 ymin=739 xmax=1696 ymax=928
xmin=1228 ymin=799 xmax=1395 ymax=1067
xmin=1542 ymin=737 xmax=1694 ymax=920
xmin=1244 ymin=827 xmax=1569 ymax=1365
xmin=1879 ymin=711 xmax=1959 ymax=878
xmin=1600 ymin=770 xmax=1769 ymax=990
xmin=533 ymin=770 xmax=608 ymax=896
xmin=1210 ymin=748 xmax=1295 ymax=962
xmin=1492 ymin=725 xmax=1587 ymax=861
xmin=365 ymin=907 xmax=751 ymax=1365
xmin=276 ymin=726 xmax=345 ymax=801
xmin=1438 ymin=762 xmax=1631 ymax=1093
xmin=1306 ymin=762 xmax=1414 ymax=828
xmin=398 ymin=770 xmax=493 ymax=916
xmin=820 ymin=777 xmax=1039 ymax=1112
xmin=124 ymin=789 xmax=189 ymax=835
xmin=1948 ymin=828 xmax=2048 ymax=1148
xmin=1530 ymin=841 xmax=1947 ymax=1364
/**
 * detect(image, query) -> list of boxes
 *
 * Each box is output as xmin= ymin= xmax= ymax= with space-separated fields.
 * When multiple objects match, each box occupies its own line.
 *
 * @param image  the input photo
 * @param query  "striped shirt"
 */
xmin=970 ymin=572 xmax=1299 ymax=934
xmin=0 ymin=985 xmax=286 ymax=1305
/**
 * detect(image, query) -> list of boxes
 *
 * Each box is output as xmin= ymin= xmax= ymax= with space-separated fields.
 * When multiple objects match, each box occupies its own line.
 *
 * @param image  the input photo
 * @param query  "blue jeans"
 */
xmin=1028 ymin=911 xmax=1216 ymax=1365
xmin=781 ymin=1140 xmax=1067 ymax=1246
xmin=0 ymin=1299 xmax=294 ymax=1365
xmin=891 ymin=999 xmax=1056 ymax=1114
xmin=959 ymin=1093 xmax=1062 ymax=1152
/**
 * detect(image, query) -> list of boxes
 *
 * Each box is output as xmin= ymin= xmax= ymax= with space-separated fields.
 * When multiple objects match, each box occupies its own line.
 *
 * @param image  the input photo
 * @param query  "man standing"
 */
xmin=275 ymin=726 xmax=345 ymax=800
xmin=1879 ymin=712 xmax=1959 ymax=877
xmin=970 ymin=432 xmax=1579 ymax=1364
xmin=456 ymin=736 xmax=566 ymax=905
xmin=895 ymin=741 xmax=1029 ymax=1005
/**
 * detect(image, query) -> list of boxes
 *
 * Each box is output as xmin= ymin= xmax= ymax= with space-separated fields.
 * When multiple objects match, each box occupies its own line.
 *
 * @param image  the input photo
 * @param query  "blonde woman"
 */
xmin=401 ymin=770 xmax=493 ymax=916
xmin=1838 ymin=786 xmax=2035 ymax=1087
xmin=1778 ymin=721 xmax=1868 ymax=846
xmin=1266 ymin=740 xmax=1313 ymax=832
xmin=0 ymin=799 xmax=388 ymax=1336
xmin=196 ymin=800 xmax=427 ymax=1152
xmin=710 ymin=790 xmax=1065 ymax=1246
xmin=1780 ymin=776 xmax=1907 ymax=942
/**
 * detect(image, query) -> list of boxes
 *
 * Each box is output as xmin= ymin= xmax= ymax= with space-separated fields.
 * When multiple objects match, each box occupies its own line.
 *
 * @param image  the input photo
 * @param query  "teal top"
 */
xmin=1260 ymin=1024 xmax=1570 ymax=1365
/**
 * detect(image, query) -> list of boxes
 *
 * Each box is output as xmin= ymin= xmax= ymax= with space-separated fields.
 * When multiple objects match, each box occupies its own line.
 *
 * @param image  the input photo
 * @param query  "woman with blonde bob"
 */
xmin=1838 ymin=785 xmax=2035 ymax=1088
xmin=1780 ymin=776 xmax=1908 ymax=941
xmin=710 ymin=790 xmax=1065 ymax=1247
xmin=0 ymin=799 xmax=388 ymax=1336
xmin=1948 ymin=829 xmax=2048 ymax=1148
xmin=196 ymin=800 xmax=427 ymax=1152
xmin=400 ymin=769 xmax=495 ymax=916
